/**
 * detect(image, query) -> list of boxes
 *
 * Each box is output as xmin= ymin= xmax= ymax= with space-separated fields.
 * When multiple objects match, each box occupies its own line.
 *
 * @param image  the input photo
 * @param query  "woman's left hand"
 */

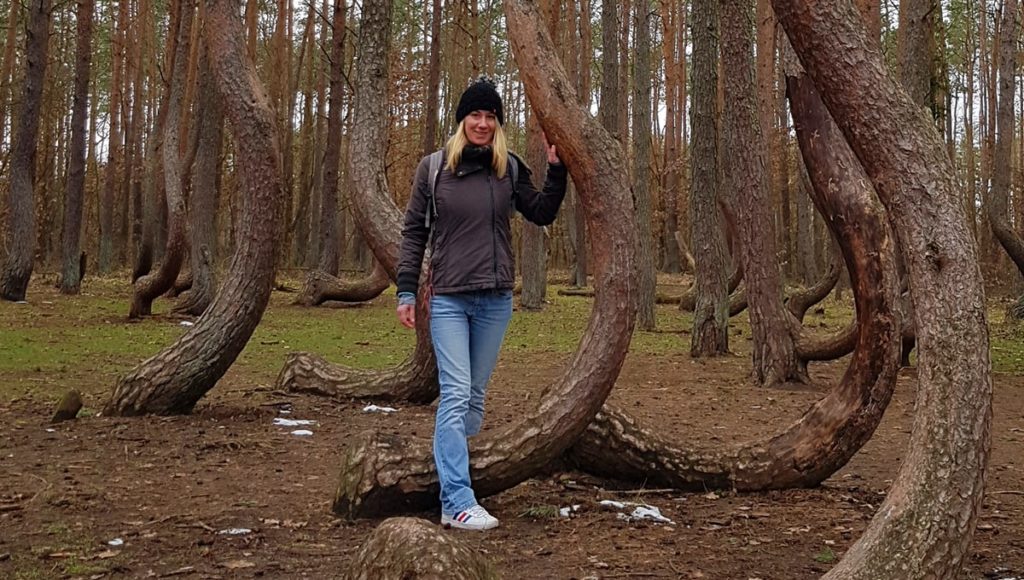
xmin=542 ymin=132 xmax=560 ymax=165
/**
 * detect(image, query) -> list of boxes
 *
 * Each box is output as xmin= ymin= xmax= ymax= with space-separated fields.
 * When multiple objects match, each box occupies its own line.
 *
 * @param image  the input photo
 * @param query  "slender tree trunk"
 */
xmin=519 ymin=116 xmax=548 ymax=310
xmin=100 ymin=0 xmax=127 ymax=274
xmin=722 ymin=0 xmax=804 ymax=386
xmin=599 ymin=0 xmax=618 ymax=138
xmin=897 ymin=0 xmax=935 ymax=115
xmin=0 ymin=0 xmax=20 ymax=157
xmin=60 ymin=0 xmax=95 ymax=294
xmin=105 ymin=0 xmax=285 ymax=416
xmin=129 ymin=0 xmax=193 ymax=318
xmin=632 ymin=0 xmax=656 ymax=330
xmin=315 ymin=0 xmax=346 ymax=276
xmin=658 ymin=0 xmax=682 ymax=274
xmin=689 ymin=0 xmax=729 ymax=356
xmin=773 ymin=0 xmax=992 ymax=576
xmin=422 ymin=0 xmax=442 ymax=155
xmin=1 ymin=0 xmax=50 ymax=302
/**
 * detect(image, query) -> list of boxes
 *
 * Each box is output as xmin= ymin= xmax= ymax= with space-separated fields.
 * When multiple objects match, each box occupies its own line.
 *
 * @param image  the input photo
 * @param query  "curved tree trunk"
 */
xmin=721 ymin=0 xmax=805 ymax=387
xmin=344 ymin=518 xmax=497 ymax=580
xmin=773 ymin=1 xmax=992 ymax=577
xmin=332 ymin=0 xmax=637 ymax=519
xmin=988 ymin=0 xmax=1024 ymax=283
xmin=128 ymin=0 xmax=193 ymax=318
xmin=568 ymin=58 xmax=901 ymax=496
xmin=689 ymin=0 xmax=729 ymax=356
xmin=1 ymin=0 xmax=50 ymax=302
xmin=278 ymin=0 xmax=438 ymax=403
xmin=173 ymin=43 xmax=223 ymax=317
xmin=281 ymin=287 xmax=434 ymax=402
xmin=294 ymin=261 xmax=390 ymax=306
xmin=59 ymin=0 xmax=95 ymax=295
xmin=786 ymin=239 xmax=841 ymax=322
xmin=104 ymin=0 xmax=284 ymax=416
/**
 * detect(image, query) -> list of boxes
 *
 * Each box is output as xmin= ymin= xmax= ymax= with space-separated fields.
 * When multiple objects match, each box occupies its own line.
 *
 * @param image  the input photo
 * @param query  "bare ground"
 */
xmin=0 ymin=287 xmax=1022 ymax=579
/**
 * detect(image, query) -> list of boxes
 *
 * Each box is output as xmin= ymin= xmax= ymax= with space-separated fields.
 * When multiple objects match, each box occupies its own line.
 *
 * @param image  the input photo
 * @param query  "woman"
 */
xmin=396 ymin=76 xmax=567 ymax=530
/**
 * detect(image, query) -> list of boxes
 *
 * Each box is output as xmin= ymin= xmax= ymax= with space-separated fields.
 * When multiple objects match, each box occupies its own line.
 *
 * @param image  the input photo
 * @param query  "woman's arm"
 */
xmin=513 ymin=146 xmax=568 ymax=226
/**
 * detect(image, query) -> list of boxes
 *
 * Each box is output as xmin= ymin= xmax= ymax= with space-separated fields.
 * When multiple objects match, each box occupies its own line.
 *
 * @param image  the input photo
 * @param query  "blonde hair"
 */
xmin=444 ymin=120 xmax=508 ymax=179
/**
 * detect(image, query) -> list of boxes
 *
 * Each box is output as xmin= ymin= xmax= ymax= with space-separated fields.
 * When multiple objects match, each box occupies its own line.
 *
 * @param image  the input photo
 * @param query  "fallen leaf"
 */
xmin=222 ymin=559 xmax=255 ymax=570
xmin=94 ymin=550 xmax=119 ymax=559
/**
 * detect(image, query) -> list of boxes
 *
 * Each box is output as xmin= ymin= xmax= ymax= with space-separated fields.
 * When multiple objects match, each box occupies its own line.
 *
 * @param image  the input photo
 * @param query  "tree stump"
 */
xmin=345 ymin=518 xmax=497 ymax=580
xmin=51 ymin=390 xmax=83 ymax=423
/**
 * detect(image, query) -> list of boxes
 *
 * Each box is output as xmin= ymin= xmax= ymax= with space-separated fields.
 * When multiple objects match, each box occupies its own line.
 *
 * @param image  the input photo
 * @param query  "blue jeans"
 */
xmin=429 ymin=289 xmax=513 ymax=515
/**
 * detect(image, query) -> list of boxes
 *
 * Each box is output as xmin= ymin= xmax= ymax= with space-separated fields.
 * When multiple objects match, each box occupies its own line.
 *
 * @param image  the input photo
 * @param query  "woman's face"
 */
xmin=464 ymin=110 xmax=497 ymax=146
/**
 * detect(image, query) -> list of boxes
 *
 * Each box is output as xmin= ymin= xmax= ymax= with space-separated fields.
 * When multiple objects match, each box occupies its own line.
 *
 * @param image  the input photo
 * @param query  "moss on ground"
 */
xmin=1 ymin=276 xmax=1018 ymax=403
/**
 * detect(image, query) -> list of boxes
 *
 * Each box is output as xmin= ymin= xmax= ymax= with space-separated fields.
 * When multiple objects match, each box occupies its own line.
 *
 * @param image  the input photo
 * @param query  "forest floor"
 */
xmin=1 ymin=274 xmax=1023 ymax=579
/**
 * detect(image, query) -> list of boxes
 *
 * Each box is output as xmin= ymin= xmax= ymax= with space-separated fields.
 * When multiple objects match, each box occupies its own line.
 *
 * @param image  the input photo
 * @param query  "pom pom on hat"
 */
xmin=455 ymin=75 xmax=504 ymax=125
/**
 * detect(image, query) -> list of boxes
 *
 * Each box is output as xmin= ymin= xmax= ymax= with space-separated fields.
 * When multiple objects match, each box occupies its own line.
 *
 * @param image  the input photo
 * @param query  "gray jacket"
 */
xmin=397 ymin=146 xmax=568 ymax=296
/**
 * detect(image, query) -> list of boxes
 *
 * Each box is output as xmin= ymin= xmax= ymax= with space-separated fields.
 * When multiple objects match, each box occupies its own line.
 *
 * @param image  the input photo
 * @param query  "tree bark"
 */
xmin=1 ymin=0 xmax=49 ymax=302
xmin=173 ymin=43 xmax=224 ymax=317
xmin=295 ymin=262 xmax=390 ymax=306
xmin=98 ymin=0 xmax=122 ymax=275
xmin=315 ymin=0 xmax=347 ymax=276
xmin=278 ymin=0 xmax=438 ymax=402
xmin=519 ymin=117 xmax=548 ymax=311
xmin=129 ymin=0 xmax=194 ymax=318
xmin=689 ymin=0 xmax=729 ymax=356
xmin=332 ymin=0 xmax=637 ymax=519
xmin=786 ymin=240 xmax=840 ymax=322
xmin=421 ymin=0 xmax=442 ymax=155
xmin=344 ymin=518 xmax=497 ymax=580
xmin=773 ymin=1 xmax=992 ymax=576
xmin=60 ymin=0 xmax=95 ymax=295
xmin=988 ymin=0 xmax=1024 ymax=281
xmin=104 ymin=0 xmax=285 ymax=416
xmin=569 ymin=44 xmax=901 ymax=501
xmin=721 ymin=0 xmax=805 ymax=387
xmin=632 ymin=0 xmax=656 ymax=331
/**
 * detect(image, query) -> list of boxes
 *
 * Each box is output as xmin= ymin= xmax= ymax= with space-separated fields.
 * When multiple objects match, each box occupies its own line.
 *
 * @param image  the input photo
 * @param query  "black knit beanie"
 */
xmin=455 ymin=76 xmax=504 ymax=125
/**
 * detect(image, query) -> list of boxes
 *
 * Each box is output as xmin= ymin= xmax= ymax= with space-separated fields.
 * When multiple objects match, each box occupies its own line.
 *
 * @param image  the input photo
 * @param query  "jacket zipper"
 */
xmin=488 ymin=167 xmax=498 ymax=286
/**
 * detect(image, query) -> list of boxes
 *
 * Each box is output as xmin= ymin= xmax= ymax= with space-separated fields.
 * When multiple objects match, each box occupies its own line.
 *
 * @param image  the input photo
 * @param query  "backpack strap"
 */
xmin=425 ymin=149 xmax=445 ymax=230
xmin=426 ymin=149 xmax=520 ymax=226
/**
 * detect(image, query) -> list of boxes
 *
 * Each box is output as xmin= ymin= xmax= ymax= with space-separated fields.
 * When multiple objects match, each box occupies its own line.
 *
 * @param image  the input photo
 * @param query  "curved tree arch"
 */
xmin=773 ymin=0 xmax=991 ymax=576
xmin=276 ymin=0 xmax=437 ymax=402
xmin=128 ymin=0 xmax=193 ymax=318
xmin=294 ymin=261 xmax=390 ymax=306
xmin=104 ymin=0 xmax=285 ymax=416
xmin=568 ymin=54 xmax=902 ymax=493
xmin=331 ymin=0 xmax=637 ymax=519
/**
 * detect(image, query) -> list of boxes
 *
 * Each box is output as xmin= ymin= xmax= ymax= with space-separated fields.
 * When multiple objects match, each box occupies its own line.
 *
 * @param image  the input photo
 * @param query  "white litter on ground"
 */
xmin=15 ymin=301 xmax=27 ymax=305
xmin=45 ymin=429 xmax=56 ymax=433
xmin=290 ymin=430 xmax=314 ymax=436
xmin=363 ymin=405 xmax=399 ymax=413
xmin=107 ymin=538 xmax=124 ymax=547
xmin=628 ymin=505 xmax=675 ymax=524
xmin=217 ymin=528 xmax=252 ymax=536
xmin=179 ymin=321 xmax=194 ymax=327
xmin=272 ymin=418 xmax=316 ymax=427
xmin=559 ymin=505 xmax=582 ymax=518
xmin=599 ymin=500 xmax=675 ymax=525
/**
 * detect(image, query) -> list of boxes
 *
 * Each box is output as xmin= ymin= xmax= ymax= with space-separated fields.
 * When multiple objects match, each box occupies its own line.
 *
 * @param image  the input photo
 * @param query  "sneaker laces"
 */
xmin=465 ymin=505 xmax=490 ymax=518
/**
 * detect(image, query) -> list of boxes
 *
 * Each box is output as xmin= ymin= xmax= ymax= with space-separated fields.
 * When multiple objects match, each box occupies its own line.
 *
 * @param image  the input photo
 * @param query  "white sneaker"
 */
xmin=441 ymin=505 xmax=500 ymax=530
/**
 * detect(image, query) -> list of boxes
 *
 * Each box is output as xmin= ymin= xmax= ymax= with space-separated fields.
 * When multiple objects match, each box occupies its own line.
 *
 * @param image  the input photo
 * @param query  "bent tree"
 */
xmin=277 ymin=0 xmax=438 ymax=403
xmin=331 ymin=0 xmax=638 ymax=518
xmin=1 ymin=0 xmax=50 ymax=302
xmin=774 ymin=0 xmax=992 ymax=577
xmin=568 ymin=32 xmax=903 ymax=494
xmin=104 ymin=0 xmax=284 ymax=416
